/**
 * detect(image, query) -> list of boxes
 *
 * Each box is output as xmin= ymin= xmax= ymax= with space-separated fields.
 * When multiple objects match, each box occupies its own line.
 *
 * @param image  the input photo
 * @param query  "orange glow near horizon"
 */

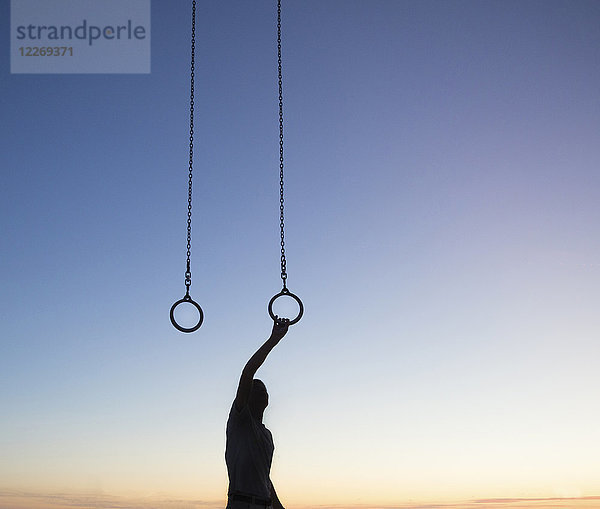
xmin=1 ymin=490 xmax=600 ymax=509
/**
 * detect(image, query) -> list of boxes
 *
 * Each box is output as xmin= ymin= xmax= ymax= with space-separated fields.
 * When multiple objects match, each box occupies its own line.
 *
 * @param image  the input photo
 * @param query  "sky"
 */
xmin=1 ymin=0 xmax=600 ymax=508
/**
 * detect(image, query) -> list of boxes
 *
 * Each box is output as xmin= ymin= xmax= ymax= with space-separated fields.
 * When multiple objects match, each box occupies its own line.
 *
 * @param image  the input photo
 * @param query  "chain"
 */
xmin=277 ymin=0 xmax=287 ymax=290
xmin=184 ymin=0 xmax=196 ymax=296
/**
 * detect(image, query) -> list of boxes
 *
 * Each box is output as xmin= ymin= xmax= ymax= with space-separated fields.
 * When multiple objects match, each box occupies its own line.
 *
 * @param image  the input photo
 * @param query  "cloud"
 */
xmin=1 ymin=492 xmax=600 ymax=509
xmin=473 ymin=496 xmax=600 ymax=504
xmin=296 ymin=497 xmax=600 ymax=509
xmin=0 ymin=490 xmax=225 ymax=509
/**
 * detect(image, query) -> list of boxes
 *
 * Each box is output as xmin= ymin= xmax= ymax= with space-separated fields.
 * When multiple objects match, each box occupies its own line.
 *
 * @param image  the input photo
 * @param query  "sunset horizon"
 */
xmin=2 ymin=490 xmax=600 ymax=509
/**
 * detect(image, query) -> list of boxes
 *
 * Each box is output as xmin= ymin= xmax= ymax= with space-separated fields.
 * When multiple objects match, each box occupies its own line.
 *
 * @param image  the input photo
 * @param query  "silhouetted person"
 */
xmin=225 ymin=318 xmax=290 ymax=509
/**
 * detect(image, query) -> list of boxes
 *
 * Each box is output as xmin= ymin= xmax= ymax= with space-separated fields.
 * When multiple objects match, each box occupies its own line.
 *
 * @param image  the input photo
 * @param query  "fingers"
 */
xmin=274 ymin=315 xmax=290 ymax=327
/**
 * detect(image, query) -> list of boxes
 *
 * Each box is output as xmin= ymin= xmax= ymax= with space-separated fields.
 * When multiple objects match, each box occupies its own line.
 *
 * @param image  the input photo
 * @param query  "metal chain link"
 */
xmin=184 ymin=0 xmax=196 ymax=296
xmin=268 ymin=0 xmax=303 ymax=327
xmin=277 ymin=0 xmax=288 ymax=290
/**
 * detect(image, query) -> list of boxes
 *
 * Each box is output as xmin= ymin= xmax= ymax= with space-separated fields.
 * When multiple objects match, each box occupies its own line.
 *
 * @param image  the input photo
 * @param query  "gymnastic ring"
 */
xmin=268 ymin=288 xmax=304 ymax=325
xmin=170 ymin=295 xmax=204 ymax=333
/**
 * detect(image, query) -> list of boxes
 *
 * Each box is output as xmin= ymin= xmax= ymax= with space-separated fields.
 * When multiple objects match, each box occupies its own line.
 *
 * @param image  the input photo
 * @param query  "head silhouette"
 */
xmin=250 ymin=379 xmax=269 ymax=414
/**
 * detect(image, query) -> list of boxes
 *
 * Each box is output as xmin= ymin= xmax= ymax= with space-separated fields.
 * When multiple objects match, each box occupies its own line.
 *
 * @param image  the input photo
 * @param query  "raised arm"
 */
xmin=234 ymin=318 xmax=289 ymax=411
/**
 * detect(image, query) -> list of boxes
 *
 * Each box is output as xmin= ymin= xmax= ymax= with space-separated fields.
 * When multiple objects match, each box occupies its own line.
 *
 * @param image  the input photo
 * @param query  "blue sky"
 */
xmin=1 ymin=0 xmax=600 ymax=506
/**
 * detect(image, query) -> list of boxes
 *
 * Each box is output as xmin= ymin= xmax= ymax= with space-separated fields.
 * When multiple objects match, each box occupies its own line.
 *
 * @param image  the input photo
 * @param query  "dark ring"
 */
xmin=268 ymin=289 xmax=304 ymax=325
xmin=170 ymin=296 xmax=204 ymax=333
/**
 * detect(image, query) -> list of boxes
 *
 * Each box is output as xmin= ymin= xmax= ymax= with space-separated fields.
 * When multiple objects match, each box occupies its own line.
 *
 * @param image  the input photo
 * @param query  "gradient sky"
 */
xmin=1 ymin=0 xmax=600 ymax=507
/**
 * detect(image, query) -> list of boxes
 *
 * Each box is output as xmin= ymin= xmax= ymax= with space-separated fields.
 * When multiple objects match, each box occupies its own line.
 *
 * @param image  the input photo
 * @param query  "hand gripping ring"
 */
xmin=170 ymin=295 xmax=204 ymax=333
xmin=268 ymin=288 xmax=304 ymax=325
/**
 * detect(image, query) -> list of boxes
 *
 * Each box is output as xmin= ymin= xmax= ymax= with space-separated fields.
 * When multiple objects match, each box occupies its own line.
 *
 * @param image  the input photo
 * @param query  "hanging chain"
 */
xmin=169 ymin=0 xmax=204 ymax=333
xmin=184 ymin=0 xmax=196 ymax=297
xmin=277 ymin=0 xmax=287 ymax=290
xmin=266 ymin=0 xmax=303 ymax=327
